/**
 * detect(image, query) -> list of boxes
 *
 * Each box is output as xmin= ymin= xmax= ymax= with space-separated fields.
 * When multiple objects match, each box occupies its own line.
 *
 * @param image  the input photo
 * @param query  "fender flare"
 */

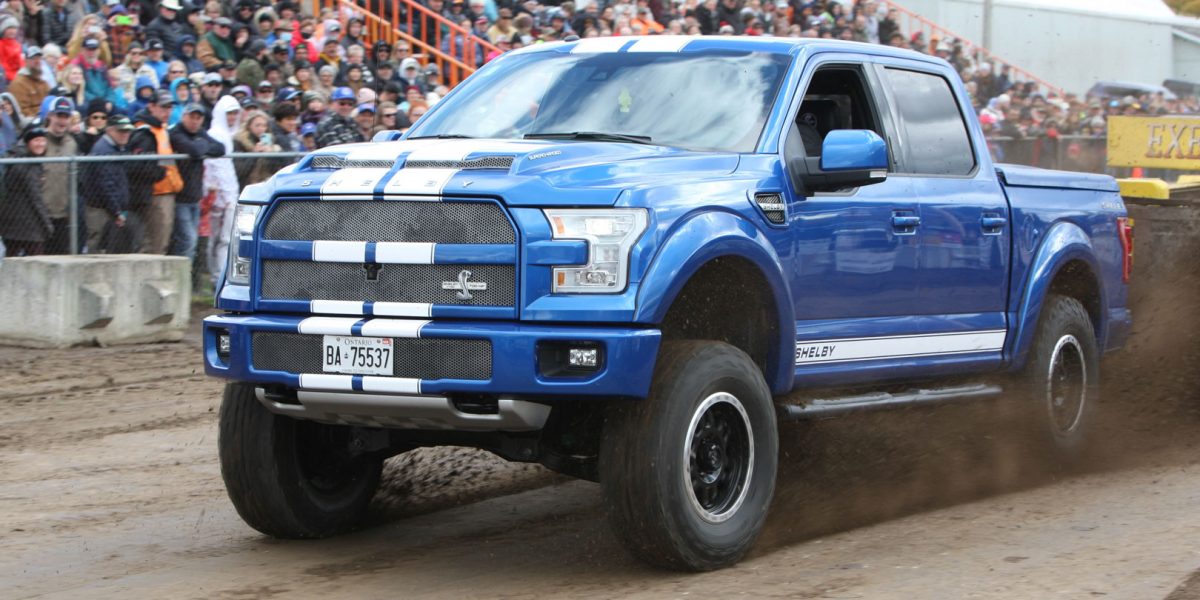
xmin=634 ymin=210 xmax=796 ymax=393
xmin=1009 ymin=221 xmax=1107 ymax=371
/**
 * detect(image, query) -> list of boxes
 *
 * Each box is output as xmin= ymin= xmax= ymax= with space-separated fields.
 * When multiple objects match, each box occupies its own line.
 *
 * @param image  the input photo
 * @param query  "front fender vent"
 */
xmin=754 ymin=192 xmax=786 ymax=224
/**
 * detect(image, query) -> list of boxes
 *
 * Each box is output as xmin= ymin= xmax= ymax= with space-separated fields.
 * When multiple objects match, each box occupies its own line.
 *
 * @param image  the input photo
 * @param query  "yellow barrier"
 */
xmin=1108 ymin=116 xmax=1200 ymax=169
xmin=1117 ymin=178 xmax=1171 ymax=200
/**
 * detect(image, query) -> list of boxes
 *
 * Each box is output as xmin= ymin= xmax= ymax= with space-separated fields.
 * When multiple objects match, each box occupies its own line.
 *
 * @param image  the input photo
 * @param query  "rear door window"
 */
xmin=883 ymin=68 xmax=976 ymax=176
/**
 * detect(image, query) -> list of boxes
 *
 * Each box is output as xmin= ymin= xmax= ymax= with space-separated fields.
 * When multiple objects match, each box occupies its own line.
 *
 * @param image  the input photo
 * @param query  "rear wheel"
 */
xmin=600 ymin=341 xmax=778 ymax=571
xmin=219 ymin=383 xmax=383 ymax=538
xmin=1022 ymin=294 xmax=1100 ymax=463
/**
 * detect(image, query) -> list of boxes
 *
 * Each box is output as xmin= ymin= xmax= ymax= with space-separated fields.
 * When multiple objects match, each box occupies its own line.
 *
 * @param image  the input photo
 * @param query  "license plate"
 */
xmin=322 ymin=335 xmax=393 ymax=376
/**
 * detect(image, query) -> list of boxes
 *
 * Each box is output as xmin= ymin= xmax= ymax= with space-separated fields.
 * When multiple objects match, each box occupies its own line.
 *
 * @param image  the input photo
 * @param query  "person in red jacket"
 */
xmin=0 ymin=16 xmax=25 ymax=83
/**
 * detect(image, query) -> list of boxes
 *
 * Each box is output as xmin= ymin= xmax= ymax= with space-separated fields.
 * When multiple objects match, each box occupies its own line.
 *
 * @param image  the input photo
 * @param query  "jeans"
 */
xmin=170 ymin=202 xmax=201 ymax=259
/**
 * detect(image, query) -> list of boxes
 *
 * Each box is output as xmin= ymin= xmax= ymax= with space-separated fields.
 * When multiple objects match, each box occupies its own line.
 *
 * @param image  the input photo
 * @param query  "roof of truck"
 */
xmin=514 ymin=35 xmax=944 ymax=65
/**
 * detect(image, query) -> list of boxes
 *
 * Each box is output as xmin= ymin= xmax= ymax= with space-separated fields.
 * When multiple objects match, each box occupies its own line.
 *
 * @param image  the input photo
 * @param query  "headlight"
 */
xmin=225 ymin=204 xmax=262 ymax=286
xmin=543 ymin=208 xmax=648 ymax=293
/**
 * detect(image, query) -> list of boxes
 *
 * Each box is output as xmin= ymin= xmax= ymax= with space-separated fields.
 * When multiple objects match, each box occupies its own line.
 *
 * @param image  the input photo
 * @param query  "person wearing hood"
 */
xmin=0 ymin=127 xmax=53 ymax=256
xmin=0 ymin=16 xmax=26 ymax=83
xmin=10 ymin=47 xmax=50 ymax=118
xmin=127 ymin=76 xmax=158 ymax=117
xmin=83 ymin=114 xmax=140 ymax=254
xmin=198 ymin=17 xmax=238 ymax=69
xmin=0 ymin=93 xmax=28 ymax=156
xmin=131 ymin=90 xmax=181 ymax=254
xmin=167 ymin=77 xmax=192 ymax=126
xmin=177 ymin=36 xmax=204 ymax=74
xmin=203 ymin=95 xmax=242 ymax=284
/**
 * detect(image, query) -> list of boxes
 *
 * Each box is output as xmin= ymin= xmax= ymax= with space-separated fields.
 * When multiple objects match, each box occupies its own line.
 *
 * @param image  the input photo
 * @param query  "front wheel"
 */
xmin=218 ymin=383 xmax=383 ymax=538
xmin=600 ymin=341 xmax=778 ymax=571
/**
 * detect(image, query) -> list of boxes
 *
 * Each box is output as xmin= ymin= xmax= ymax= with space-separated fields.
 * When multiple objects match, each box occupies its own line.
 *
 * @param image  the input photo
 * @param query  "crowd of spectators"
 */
xmin=0 ymin=0 xmax=1197 ymax=266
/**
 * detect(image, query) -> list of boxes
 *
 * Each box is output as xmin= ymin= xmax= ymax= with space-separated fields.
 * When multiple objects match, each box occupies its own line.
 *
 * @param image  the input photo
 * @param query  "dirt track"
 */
xmin=2 ymin=289 xmax=1199 ymax=599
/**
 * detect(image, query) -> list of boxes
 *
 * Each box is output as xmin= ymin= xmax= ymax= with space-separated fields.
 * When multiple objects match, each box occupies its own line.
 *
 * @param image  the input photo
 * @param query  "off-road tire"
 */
xmin=600 ymin=341 xmax=778 ymax=571
xmin=219 ymin=383 xmax=383 ymax=538
xmin=1023 ymin=294 xmax=1101 ymax=463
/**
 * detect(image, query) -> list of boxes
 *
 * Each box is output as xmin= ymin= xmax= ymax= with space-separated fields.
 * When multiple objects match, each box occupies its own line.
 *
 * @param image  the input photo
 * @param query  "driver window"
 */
xmin=787 ymin=66 xmax=884 ymax=161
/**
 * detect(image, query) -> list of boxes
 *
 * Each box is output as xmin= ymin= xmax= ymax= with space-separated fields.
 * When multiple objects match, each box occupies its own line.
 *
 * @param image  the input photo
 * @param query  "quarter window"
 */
xmin=884 ymin=68 xmax=976 ymax=176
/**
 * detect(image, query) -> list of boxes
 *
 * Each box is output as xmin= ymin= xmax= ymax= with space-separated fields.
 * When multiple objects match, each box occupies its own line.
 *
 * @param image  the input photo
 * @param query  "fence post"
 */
xmin=68 ymin=158 xmax=79 ymax=255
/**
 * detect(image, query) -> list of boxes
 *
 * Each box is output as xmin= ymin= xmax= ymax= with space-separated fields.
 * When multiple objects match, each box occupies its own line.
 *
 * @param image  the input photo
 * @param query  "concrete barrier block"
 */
xmin=0 ymin=255 xmax=192 ymax=348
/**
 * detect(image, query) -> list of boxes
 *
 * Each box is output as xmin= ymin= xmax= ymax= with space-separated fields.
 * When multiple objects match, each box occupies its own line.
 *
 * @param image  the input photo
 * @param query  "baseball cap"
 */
xmin=155 ymin=90 xmax=176 ymax=106
xmin=300 ymin=122 xmax=317 ymax=136
xmin=220 ymin=61 xmax=238 ymax=71
xmin=357 ymin=103 xmax=376 ymax=113
xmin=23 ymin=126 xmax=47 ymax=143
xmin=214 ymin=17 xmax=233 ymax=27
xmin=83 ymin=38 xmax=100 ymax=50
xmin=161 ymin=0 xmax=183 ymax=10
xmin=51 ymin=97 xmax=75 ymax=115
xmin=203 ymin=72 xmax=223 ymax=85
xmin=25 ymin=46 xmax=42 ymax=58
xmin=231 ymin=84 xmax=253 ymax=97
xmin=147 ymin=38 xmax=165 ymax=51
xmin=257 ymin=80 xmax=274 ymax=90
xmin=276 ymin=87 xmax=301 ymax=102
xmin=108 ymin=115 xmax=135 ymax=131
xmin=331 ymin=86 xmax=355 ymax=102
xmin=183 ymin=103 xmax=207 ymax=115
xmin=240 ymin=97 xmax=260 ymax=110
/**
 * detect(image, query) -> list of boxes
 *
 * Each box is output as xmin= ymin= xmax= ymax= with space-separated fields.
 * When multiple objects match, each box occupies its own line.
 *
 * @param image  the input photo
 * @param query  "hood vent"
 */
xmin=754 ymin=192 xmax=786 ymax=224
xmin=309 ymin=156 xmax=396 ymax=170
xmin=307 ymin=155 xmax=516 ymax=171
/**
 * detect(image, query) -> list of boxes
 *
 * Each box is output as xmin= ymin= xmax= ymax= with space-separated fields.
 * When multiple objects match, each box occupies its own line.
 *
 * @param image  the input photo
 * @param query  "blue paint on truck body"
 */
xmin=204 ymin=37 xmax=1130 ymax=405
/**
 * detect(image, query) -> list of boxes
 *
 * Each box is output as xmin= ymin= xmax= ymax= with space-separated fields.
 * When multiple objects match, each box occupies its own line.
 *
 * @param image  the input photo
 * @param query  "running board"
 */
xmin=778 ymin=383 xmax=1004 ymax=421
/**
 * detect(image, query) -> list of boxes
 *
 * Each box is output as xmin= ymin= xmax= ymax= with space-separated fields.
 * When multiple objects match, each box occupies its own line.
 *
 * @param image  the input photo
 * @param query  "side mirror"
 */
xmin=799 ymin=129 xmax=889 ymax=193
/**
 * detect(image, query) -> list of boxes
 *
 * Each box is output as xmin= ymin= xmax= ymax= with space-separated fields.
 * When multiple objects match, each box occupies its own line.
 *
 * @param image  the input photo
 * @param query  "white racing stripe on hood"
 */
xmin=320 ymin=167 xmax=392 ymax=197
xmin=627 ymin=36 xmax=697 ymax=53
xmin=571 ymin=37 xmax=630 ymax=53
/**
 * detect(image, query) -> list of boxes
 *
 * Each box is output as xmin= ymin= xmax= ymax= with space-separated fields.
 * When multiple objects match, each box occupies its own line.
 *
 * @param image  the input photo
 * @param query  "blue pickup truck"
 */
xmin=203 ymin=37 xmax=1134 ymax=571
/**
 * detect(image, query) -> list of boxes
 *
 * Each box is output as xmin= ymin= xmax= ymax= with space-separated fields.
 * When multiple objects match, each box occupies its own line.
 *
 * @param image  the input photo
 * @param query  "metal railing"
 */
xmin=0 ymin=151 xmax=308 ymax=259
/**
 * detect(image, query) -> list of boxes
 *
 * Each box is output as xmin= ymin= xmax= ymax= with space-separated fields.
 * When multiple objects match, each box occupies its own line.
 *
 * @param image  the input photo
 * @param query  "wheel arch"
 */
xmin=635 ymin=211 xmax=795 ymax=393
xmin=1009 ymin=221 xmax=1108 ymax=371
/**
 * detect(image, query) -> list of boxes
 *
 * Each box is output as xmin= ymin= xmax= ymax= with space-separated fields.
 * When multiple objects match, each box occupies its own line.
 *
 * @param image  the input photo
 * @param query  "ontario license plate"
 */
xmin=322 ymin=335 xmax=393 ymax=376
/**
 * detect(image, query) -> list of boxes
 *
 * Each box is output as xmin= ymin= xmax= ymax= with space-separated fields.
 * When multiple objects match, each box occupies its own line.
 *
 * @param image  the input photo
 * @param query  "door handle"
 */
xmin=891 ymin=215 xmax=922 ymax=228
xmin=981 ymin=215 xmax=1007 ymax=234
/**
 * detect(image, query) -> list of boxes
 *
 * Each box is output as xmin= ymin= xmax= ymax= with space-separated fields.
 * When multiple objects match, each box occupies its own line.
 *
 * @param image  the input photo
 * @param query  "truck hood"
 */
xmin=281 ymin=138 xmax=740 ymax=206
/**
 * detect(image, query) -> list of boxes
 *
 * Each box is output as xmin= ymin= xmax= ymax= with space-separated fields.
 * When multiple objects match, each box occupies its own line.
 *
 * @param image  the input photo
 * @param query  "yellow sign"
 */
xmin=1107 ymin=116 xmax=1200 ymax=169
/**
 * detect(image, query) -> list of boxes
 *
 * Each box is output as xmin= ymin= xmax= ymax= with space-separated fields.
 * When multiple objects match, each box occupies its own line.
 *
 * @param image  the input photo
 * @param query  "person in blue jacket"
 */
xmin=127 ymin=76 xmax=158 ymax=117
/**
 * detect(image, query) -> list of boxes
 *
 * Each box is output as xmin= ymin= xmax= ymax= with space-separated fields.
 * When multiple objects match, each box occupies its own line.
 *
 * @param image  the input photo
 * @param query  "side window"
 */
xmin=883 ymin=68 xmax=976 ymax=176
xmin=788 ymin=66 xmax=884 ymax=160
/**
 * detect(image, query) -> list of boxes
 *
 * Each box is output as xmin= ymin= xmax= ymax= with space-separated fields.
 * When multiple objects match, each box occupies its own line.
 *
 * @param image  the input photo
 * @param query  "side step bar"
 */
xmin=778 ymin=383 xmax=1005 ymax=421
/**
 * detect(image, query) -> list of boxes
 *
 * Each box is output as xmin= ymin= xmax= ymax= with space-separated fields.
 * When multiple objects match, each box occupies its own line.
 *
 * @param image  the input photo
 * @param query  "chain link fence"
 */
xmin=0 ymin=151 xmax=307 ymax=291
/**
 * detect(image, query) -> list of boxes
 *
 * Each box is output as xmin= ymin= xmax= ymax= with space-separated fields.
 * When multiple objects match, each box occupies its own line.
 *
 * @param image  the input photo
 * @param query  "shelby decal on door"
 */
xmin=795 ymin=344 xmax=837 ymax=362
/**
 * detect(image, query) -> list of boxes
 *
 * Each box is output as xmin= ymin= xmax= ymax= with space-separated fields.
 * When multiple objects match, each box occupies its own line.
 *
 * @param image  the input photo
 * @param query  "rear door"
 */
xmin=875 ymin=64 xmax=1011 ymax=324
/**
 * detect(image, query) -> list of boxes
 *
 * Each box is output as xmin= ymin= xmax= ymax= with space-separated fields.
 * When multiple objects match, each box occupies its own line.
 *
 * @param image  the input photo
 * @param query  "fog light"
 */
xmin=217 ymin=333 xmax=231 ymax=357
xmin=568 ymin=348 xmax=598 ymax=368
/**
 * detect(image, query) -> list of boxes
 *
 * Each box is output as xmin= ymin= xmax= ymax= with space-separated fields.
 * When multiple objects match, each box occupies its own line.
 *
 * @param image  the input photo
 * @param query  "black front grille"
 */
xmin=263 ymin=200 xmax=515 ymax=244
xmin=252 ymin=332 xmax=492 ymax=380
xmin=261 ymin=261 xmax=515 ymax=306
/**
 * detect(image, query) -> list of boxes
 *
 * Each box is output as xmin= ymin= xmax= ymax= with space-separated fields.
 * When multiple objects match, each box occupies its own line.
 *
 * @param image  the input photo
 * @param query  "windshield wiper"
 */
xmin=406 ymin=134 xmax=475 ymax=140
xmin=524 ymin=131 xmax=653 ymax=145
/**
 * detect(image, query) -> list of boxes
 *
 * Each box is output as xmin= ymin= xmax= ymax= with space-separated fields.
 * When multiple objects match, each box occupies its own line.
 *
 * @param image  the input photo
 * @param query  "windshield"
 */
xmin=409 ymin=49 xmax=792 ymax=153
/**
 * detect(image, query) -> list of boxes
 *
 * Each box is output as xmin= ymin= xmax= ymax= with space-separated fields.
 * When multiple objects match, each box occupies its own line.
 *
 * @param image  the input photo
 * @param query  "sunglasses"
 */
xmin=382 ymin=112 xmax=397 ymax=118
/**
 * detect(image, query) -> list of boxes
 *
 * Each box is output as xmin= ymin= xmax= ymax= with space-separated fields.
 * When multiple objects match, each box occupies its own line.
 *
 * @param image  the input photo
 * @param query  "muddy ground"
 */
xmin=1 ymin=266 xmax=1198 ymax=598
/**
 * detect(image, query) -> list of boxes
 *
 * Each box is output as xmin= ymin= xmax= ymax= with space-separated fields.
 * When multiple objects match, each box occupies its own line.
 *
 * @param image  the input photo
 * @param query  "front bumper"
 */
xmin=202 ymin=313 xmax=662 ymax=400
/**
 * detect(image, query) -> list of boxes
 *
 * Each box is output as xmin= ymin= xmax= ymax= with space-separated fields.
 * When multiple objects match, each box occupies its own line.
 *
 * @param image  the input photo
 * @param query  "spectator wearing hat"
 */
xmin=315 ymin=86 xmax=363 ymax=148
xmin=300 ymin=90 xmax=325 ymax=126
xmin=372 ymin=61 xmax=399 ymax=89
xmin=369 ymin=40 xmax=392 ymax=72
xmin=275 ymin=86 xmax=302 ymax=112
xmin=422 ymin=63 xmax=442 ymax=90
xmin=353 ymin=102 xmax=375 ymax=140
xmin=198 ymin=72 xmax=225 ymax=127
xmin=299 ymin=121 xmax=317 ymax=151
xmin=253 ymin=8 xmax=277 ymax=41
xmin=254 ymin=81 xmax=275 ymax=109
xmin=146 ymin=0 xmax=187 ymax=59
xmin=127 ymin=88 xmax=183 ymax=253
xmin=42 ymin=97 xmax=82 ymax=254
xmin=83 ymin=114 xmax=140 ymax=253
xmin=290 ymin=60 xmax=315 ymax=92
xmin=44 ymin=0 xmax=81 ymax=48
xmin=175 ymin=36 xmax=203 ymax=75
xmin=114 ymin=42 xmax=160 ymax=103
xmin=233 ymin=0 xmax=258 ymax=30
xmin=11 ymin=47 xmax=50 ymax=118
xmin=0 ymin=15 xmax=26 ymax=83
xmin=71 ymin=38 xmax=113 ymax=103
xmin=0 ymin=127 xmax=53 ymax=257
xmin=236 ymin=38 xmax=269 ymax=88
xmin=198 ymin=16 xmax=237 ymax=69
xmin=168 ymin=102 xmax=224 ymax=260
xmin=315 ymin=37 xmax=341 ymax=75
xmin=341 ymin=18 xmax=366 ymax=52
xmin=313 ymin=63 xmax=336 ymax=98
xmin=142 ymin=38 xmax=171 ymax=81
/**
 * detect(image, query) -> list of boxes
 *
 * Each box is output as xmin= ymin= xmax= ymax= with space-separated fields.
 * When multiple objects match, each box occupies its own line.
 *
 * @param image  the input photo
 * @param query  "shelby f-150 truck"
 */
xmin=203 ymin=37 xmax=1133 ymax=571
